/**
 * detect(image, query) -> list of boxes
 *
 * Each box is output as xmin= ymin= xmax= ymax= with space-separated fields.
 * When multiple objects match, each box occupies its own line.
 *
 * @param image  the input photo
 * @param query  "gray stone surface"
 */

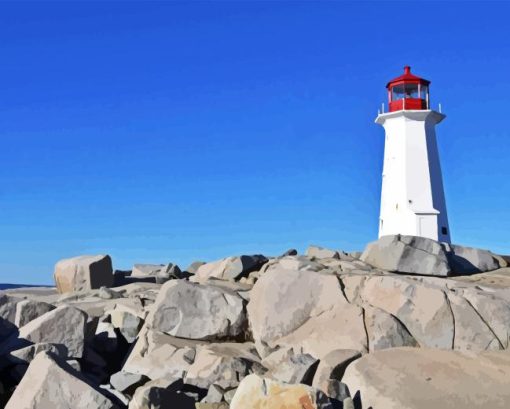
xmin=193 ymin=255 xmax=268 ymax=282
xmin=14 ymin=299 xmax=55 ymax=327
xmin=5 ymin=351 xmax=116 ymax=409
xmin=361 ymin=235 xmax=451 ymax=276
xmin=110 ymin=371 xmax=148 ymax=395
xmin=54 ymin=254 xmax=114 ymax=293
xmin=311 ymin=349 xmax=361 ymax=394
xmin=148 ymin=280 xmax=247 ymax=341
xmin=306 ymin=245 xmax=340 ymax=259
xmin=14 ymin=305 xmax=87 ymax=358
xmin=262 ymin=347 xmax=318 ymax=384
xmin=448 ymin=244 xmax=499 ymax=274
xmin=7 ymin=342 xmax=67 ymax=365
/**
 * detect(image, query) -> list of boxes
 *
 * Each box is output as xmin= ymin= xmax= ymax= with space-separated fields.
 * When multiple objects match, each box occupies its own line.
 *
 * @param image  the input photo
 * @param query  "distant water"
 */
xmin=0 ymin=283 xmax=52 ymax=290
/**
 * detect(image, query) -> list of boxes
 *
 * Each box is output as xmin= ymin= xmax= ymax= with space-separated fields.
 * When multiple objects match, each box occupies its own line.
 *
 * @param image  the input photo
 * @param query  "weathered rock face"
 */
xmin=230 ymin=374 xmax=333 ymax=409
xmin=361 ymin=235 xmax=451 ymax=276
xmin=14 ymin=299 xmax=55 ymax=328
xmin=0 ymin=294 xmax=20 ymax=337
xmin=306 ymin=245 xmax=341 ymax=260
xmin=147 ymin=280 xmax=247 ymax=341
xmin=131 ymin=264 xmax=164 ymax=278
xmin=342 ymin=347 xmax=510 ymax=409
xmin=15 ymin=305 xmax=87 ymax=358
xmin=5 ymin=351 xmax=116 ymax=409
xmin=311 ymin=349 xmax=361 ymax=394
xmin=193 ymin=255 xmax=268 ymax=282
xmin=448 ymin=244 xmax=500 ymax=274
xmin=262 ymin=347 xmax=319 ymax=384
xmin=248 ymin=268 xmax=367 ymax=358
xmin=7 ymin=342 xmax=67 ymax=365
xmin=54 ymin=255 xmax=114 ymax=293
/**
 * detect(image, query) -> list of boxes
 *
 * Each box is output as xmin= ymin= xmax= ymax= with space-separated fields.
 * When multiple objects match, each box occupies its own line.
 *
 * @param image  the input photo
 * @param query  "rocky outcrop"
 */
xmin=14 ymin=299 xmax=55 ymax=327
xmin=342 ymin=347 xmax=510 ymax=409
xmin=248 ymin=268 xmax=367 ymax=358
xmin=54 ymin=255 xmax=114 ymax=293
xmin=5 ymin=351 xmax=117 ymax=408
xmin=361 ymin=235 xmax=451 ymax=276
xmin=147 ymin=280 xmax=247 ymax=341
xmin=192 ymin=255 xmax=268 ymax=283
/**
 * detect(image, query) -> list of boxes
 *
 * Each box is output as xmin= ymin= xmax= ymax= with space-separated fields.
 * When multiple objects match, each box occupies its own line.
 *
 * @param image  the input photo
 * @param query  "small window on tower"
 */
xmin=441 ymin=227 xmax=448 ymax=235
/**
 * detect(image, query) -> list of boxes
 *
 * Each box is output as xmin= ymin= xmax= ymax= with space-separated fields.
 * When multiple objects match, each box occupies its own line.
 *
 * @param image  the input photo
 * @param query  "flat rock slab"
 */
xmin=5 ymin=351 xmax=116 ymax=409
xmin=342 ymin=347 xmax=510 ymax=409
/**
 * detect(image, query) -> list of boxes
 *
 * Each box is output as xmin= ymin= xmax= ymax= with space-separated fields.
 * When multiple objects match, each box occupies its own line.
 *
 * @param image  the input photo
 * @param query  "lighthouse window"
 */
xmin=404 ymin=83 xmax=419 ymax=98
xmin=441 ymin=227 xmax=448 ymax=235
xmin=391 ymin=85 xmax=405 ymax=101
xmin=419 ymin=85 xmax=429 ymax=99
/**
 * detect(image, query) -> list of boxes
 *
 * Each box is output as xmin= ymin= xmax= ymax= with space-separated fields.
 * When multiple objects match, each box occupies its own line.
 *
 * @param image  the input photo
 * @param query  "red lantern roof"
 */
xmin=386 ymin=66 xmax=430 ymax=89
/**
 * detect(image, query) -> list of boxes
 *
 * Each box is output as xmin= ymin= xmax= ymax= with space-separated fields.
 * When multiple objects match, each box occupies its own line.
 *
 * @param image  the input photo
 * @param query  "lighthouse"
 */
xmin=376 ymin=66 xmax=451 ymax=243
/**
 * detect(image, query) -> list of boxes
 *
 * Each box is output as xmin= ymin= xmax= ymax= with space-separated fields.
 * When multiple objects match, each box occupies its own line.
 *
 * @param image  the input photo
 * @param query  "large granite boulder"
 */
xmin=54 ymin=255 xmax=114 ymax=293
xmin=0 ymin=294 xmax=21 ymax=337
xmin=248 ymin=268 xmax=367 ymax=358
xmin=5 ymin=351 xmax=117 ymax=409
xmin=14 ymin=299 xmax=55 ymax=327
xmin=448 ymin=244 xmax=500 ymax=274
xmin=11 ymin=305 xmax=87 ymax=358
xmin=230 ymin=374 xmax=333 ymax=409
xmin=361 ymin=235 xmax=451 ymax=276
xmin=342 ymin=347 xmax=510 ymax=409
xmin=192 ymin=255 xmax=268 ymax=283
xmin=147 ymin=280 xmax=247 ymax=341
xmin=306 ymin=245 xmax=341 ymax=259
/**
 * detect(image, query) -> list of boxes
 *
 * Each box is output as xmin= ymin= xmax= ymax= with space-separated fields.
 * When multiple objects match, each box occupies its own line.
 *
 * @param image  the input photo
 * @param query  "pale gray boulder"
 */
xmin=342 ymin=347 xmax=510 ymax=409
xmin=11 ymin=305 xmax=87 ymax=358
xmin=361 ymin=235 xmax=451 ymax=276
xmin=248 ymin=268 xmax=367 ymax=358
xmin=262 ymin=347 xmax=319 ymax=384
xmin=109 ymin=307 xmax=143 ymax=343
xmin=311 ymin=349 xmax=361 ymax=394
xmin=5 ymin=351 xmax=117 ymax=409
xmin=185 ymin=261 xmax=206 ymax=274
xmin=7 ymin=342 xmax=67 ymax=365
xmin=110 ymin=371 xmax=149 ymax=395
xmin=14 ymin=299 xmax=55 ymax=327
xmin=306 ymin=245 xmax=340 ymax=259
xmin=147 ymin=280 xmax=247 ymax=341
xmin=0 ymin=294 xmax=20 ymax=337
xmin=260 ymin=256 xmax=325 ymax=274
xmin=448 ymin=244 xmax=500 ymax=274
xmin=184 ymin=342 xmax=262 ymax=390
xmin=54 ymin=254 xmax=114 ymax=293
xmin=131 ymin=264 xmax=165 ymax=278
xmin=193 ymin=255 xmax=268 ymax=282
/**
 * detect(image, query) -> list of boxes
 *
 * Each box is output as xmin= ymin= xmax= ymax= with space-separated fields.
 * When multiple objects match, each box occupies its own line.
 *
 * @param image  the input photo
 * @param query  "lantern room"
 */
xmin=387 ymin=66 xmax=430 ymax=112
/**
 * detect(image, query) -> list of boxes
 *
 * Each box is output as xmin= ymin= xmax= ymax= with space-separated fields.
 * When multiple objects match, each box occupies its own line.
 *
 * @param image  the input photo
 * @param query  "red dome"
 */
xmin=386 ymin=66 xmax=430 ymax=112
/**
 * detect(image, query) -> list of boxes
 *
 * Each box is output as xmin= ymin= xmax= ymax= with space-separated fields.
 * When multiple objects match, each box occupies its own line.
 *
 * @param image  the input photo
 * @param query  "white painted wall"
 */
xmin=375 ymin=110 xmax=451 ymax=243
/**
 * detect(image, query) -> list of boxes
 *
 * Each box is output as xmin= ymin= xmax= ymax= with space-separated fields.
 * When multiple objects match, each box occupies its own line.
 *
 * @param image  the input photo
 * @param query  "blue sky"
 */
xmin=1 ymin=1 xmax=509 ymax=284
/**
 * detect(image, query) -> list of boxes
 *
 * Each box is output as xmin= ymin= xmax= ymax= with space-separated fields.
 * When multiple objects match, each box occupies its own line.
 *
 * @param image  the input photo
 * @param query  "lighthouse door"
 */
xmin=417 ymin=215 xmax=437 ymax=240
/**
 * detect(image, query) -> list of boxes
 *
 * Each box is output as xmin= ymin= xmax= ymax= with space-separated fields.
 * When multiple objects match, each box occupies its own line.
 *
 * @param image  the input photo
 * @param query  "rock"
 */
xmin=260 ymin=256 xmax=325 ymax=274
xmin=325 ymin=380 xmax=350 ymax=402
xmin=5 ymin=351 xmax=116 ymax=408
xmin=54 ymin=254 xmax=114 ymax=293
xmin=7 ymin=342 xmax=67 ymax=365
xmin=110 ymin=370 xmax=149 ymax=395
xmin=281 ymin=249 xmax=298 ymax=257
xmin=361 ymin=235 xmax=451 ymax=276
xmin=342 ymin=347 xmax=510 ymax=409
xmin=7 ymin=305 xmax=87 ymax=358
xmin=186 ymin=261 xmax=206 ymax=274
xmin=447 ymin=292 xmax=502 ymax=350
xmin=358 ymin=275 xmax=454 ymax=349
xmin=98 ymin=286 xmax=122 ymax=299
xmin=342 ymin=397 xmax=354 ymax=409
xmin=122 ymin=327 xmax=200 ymax=380
xmin=202 ymin=384 xmax=224 ymax=403
xmin=132 ymin=264 xmax=165 ymax=278
xmin=147 ymin=280 xmax=247 ymax=341
xmin=14 ymin=299 xmax=55 ymax=328
xmin=128 ymin=378 xmax=196 ymax=409
xmin=109 ymin=308 xmax=143 ymax=343
xmin=0 ymin=294 xmax=20 ymax=337
xmin=311 ymin=349 xmax=361 ymax=394
xmin=155 ymin=264 xmax=184 ymax=283
xmin=248 ymin=268 xmax=367 ymax=358
xmin=229 ymin=374 xmax=333 ymax=409
xmin=94 ymin=321 xmax=119 ymax=353
xmin=195 ymin=404 xmax=229 ymax=409
xmin=448 ymin=244 xmax=499 ymax=274
xmin=184 ymin=343 xmax=261 ymax=390
xmin=363 ymin=305 xmax=418 ymax=351
xmin=193 ymin=255 xmax=268 ymax=282
xmin=262 ymin=347 xmax=318 ymax=384
xmin=306 ymin=245 xmax=340 ymax=259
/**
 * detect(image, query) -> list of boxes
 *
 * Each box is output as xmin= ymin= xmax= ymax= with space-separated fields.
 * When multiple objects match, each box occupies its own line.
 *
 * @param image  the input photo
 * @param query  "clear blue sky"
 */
xmin=1 ymin=1 xmax=509 ymax=284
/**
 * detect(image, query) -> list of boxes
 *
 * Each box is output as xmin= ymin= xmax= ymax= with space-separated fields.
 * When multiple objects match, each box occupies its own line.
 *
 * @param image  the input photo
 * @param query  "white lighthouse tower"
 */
xmin=376 ymin=66 xmax=451 ymax=243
